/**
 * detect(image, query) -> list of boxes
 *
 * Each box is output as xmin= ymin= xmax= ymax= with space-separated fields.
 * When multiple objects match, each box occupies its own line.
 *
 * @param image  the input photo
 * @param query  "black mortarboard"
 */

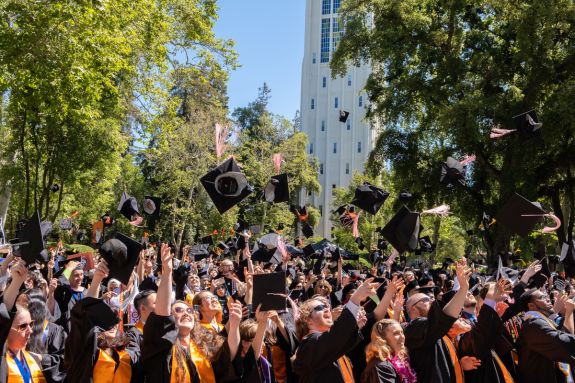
xmin=440 ymin=157 xmax=466 ymax=188
xmin=200 ymin=157 xmax=253 ymax=214
xmin=142 ymin=196 xmax=161 ymax=218
xmin=418 ymin=236 xmax=435 ymax=253
xmin=291 ymin=205 xmax=314 ymax=238
xmin=263 ymin=173 xmax=290 ymax=204
xmin=496 ymin=193 xmax=546 ymax=237
xmin=350 ymin=182 xmax=389 ymax=215
xmin=377 ymin=238 xmax=388 ymax=251
xmin=117 ymin=192 xmax=141 ymax=222
xmin=355 ymin=237 xmax=365 ymax=250
xmin=234 ymin=218 xmax=248 ymax=233
xmin=190 ymin=244 xmax=210 ymax=261
xmin=99 ymin=233 xmax=143 ymax=285
xmin=251 ymin=244 xmax=282 ymax=265
xmin=50 ymin=184 xmax=60 ymax=193
xmin=513 ymin=110 xmax=542 ymax=136
xmin=399 ymin=190 xmax=413 ymax=201
xmin=380 ymin=206 xmax=421 ymax=253
xmin=19 ymin=211 xmax=50 ymax=265
xmin=529 ymin=256 xmax=551 ymax=289
xmin=301 ymin=222 xmax=313 ymax=238
xmin=102 ymin=213 xmax=114 ymax=227
xmin=339 ymin=110 xmax=349 ymax=123
xmin=252 ymin=271 xmax=287 ymax=311
xmin=200 ymin=235 xmax=214 ymax=246
xmin=75 ymin=297 xmax=119 ymax=331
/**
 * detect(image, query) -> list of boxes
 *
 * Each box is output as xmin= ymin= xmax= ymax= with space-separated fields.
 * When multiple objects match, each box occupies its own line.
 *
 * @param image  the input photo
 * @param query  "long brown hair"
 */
xmin=295 ymin=296 xmax=330 ymax=340
xmin=365 ymin=319 xmax=407 ymax=363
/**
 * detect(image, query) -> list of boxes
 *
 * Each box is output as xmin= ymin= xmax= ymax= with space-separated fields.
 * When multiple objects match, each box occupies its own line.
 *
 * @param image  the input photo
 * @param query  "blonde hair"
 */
xmin=296 ymin=296 xmax=330 ymax=340
xmin=365 ymin=319 xmax=407 ymax=364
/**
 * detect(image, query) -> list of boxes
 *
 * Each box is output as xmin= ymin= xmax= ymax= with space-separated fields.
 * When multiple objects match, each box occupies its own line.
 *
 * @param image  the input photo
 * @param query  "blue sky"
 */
xmin=214 ymin=0 xmax=306 ymax=120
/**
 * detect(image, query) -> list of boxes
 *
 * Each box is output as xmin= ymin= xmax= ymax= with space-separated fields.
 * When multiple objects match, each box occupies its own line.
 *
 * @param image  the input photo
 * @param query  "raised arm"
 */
xmin=155 ymin=243 xmax=173 ymax=316
xmin=374 ymin=276 xmax=405 ymax=321
xmin=3 ymin=260 xmax=27 ymax=311
xmin=86 ymin=260 xmax=109 ymax=298
xmin=443 ymin=258 xmax=471 ymax=318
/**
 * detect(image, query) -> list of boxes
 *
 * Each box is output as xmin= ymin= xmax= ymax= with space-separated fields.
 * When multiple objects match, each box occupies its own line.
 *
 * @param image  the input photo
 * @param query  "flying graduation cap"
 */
xmin=290 ymin=205 xmax=313 ymax=238
xmin=99 ymin=233 xmax=143 ymax=285
xmin=490 ymin=110 xmax=543 ymax=139
xmin=117 ymin=192 xmax=143 ymax=226
xmin=339 ymin=110 xmax=350 ymax=123
xmin=142 ymin=196 xmax=161 ymax=218
xmin=379 ymin=206 xmax=421 ymax=253
xmin=263 ymin=173 xmax=290 ymax=204
xmin=200 ymin=157 xmax=253 ymax=214
xmin=561 ymin=241 xmax=575 ymax=278
xmin=350 ymin=182 xmax=389 ymax=215
xmin=252 ymin=272 xmax=287 ymax=311
xmin=18 ymin=211 xmax=51 ymax=265
xmin=496 ymin=193 xmax=561 ymax=237
xmin=440 ymin=156 xmax=476 ymax=188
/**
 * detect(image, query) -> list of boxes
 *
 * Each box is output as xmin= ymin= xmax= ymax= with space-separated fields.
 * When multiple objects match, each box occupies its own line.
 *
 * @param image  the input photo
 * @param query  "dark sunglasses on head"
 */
xmin=13 ymin=321 xmax=34 ymax=331
xmin=412 ymin=296 xmax=431 ymax=306
xmin=174 ymin=306 xmax=195 ymax=315
xmin=313 ymin=304 xmax=329 ymax=312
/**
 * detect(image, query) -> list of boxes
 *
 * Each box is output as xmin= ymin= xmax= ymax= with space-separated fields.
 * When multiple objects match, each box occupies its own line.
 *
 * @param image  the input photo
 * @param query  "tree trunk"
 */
xmin=0 ymin=182 xmax=11 ymax=230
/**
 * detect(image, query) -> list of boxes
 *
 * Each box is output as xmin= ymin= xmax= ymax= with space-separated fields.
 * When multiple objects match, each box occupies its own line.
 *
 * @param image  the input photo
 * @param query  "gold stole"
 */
xmin=93 ymin=349 xmax=132 ymax=383
xmin=491 ymin=350 xmax=515 ymax=383
xmin=442 ymin=336 xmax=464 ymax=383
xmin=170 ymin=340 xmax=216 ymax=383
xmin=200 ymin=321 xmax=223 ymax=334
xmin=6 ymin=350 xmax=46 ymax=383
xmin=134 ymin=320 xmax=144 ymax=334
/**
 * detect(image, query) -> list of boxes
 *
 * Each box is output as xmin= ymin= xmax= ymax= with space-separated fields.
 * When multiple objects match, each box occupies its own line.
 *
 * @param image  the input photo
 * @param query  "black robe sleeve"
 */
xmin=0 ymin=297 xmax=16 ymax=383
xmin=361 ymin=360 xmax=401 ymax=383
xmin=404 ymin=302 xmax=456 ymax=349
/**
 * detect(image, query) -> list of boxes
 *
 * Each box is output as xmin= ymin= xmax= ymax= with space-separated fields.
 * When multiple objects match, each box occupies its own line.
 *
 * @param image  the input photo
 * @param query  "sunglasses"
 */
xmin=12 ymin=321 xmax=34 ymax=331
xmin=312 ymin=304 xmax=329 ymax=312
xmin=318 ymin=285 xmax=330 ymax=289
xmin=201 ymin=295 xmax=218 ymax=302
xmin=411 ymin=296 xmax=431 ymax=307
xmin=173 ymin=307 xmax=195 ymax=315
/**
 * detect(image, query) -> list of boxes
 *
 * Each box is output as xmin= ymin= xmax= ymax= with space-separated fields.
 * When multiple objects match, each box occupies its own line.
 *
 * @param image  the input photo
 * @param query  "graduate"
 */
xmin=403 ymin=259 xmax=471 ymax=383
xmin=141 ymin=243 xmax=243 ymax=382
xmin=293 ymin=278 xmax=377 ymax=382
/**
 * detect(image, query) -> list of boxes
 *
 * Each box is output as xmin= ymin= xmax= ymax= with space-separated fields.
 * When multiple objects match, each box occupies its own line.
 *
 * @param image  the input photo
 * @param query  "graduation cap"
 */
xmin=350 ymin=182 xmax=389 ymax=215
xmin=355 ymin=237 xmax=365 ymax=250
xmin=440 ymin=157 xmax=466 ymax=188
xmin=18 ymin=211 xmax=51 ymax=265
xmin=496 ymin=193 xmax=546 ymax=237
xmin=101 ymin=213 xmax=114 ymax=227
xmin=190 ymin=244 xmax=210 ymax=261
xmin=380 ymin=206 xmax=421 ymax=253
xmin=117 ymin=192 xmax=143 ymax=225
xmin=339 ymin=110 xmax=350 ymax=123
xmin=418 ymin=236 xmax=435 ymax=253
xmin=263 ymin=173 xmax=290 ymax=204
xmin=200 ymin=157 xmax=253 ymax=214
xmin=142 ymin=196 xmax=161 ymax=218
xmin=252 ymin=272 xmax=287 ymax=311
xmin=234 ymin=218 xmax=248 ymax=233
xmin=99 ymin=233 xmax=143 ymax=285
xmin=529 ymin=257 xmax=551 ymax=289
xmin=290 ymin=205 xmax=314 ymax=238
xmin=50 ymin=184 xmax=60 ymax=193
xmin=139 ymin=277 xmax=158 ymax=292
xmin=251 ymin=234 xmax=283 ymax=265
xmin=399 ymin=190 xmax=413 ymax=202
xmin=513 ymin=110 xmax=542 ymax=136
xmin=377 ymin=238 xmax=388 ymax=251
xmin=74 ymin=297 xmax=119 ymax=331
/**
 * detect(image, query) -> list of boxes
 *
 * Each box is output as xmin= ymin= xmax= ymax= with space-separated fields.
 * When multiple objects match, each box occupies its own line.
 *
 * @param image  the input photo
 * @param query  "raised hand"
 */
xmin=488 ymin=279 xmax=513 ymax=302
xmin=386 ymin=275 xmax=405 ymax=296
xmin=93 ymin=259 xmax=110 ymax=282
xmin=350 ymin=278 xmax=381 ymax=305
xmin=554 ymin=293 xmax=568 ymax=315
xmin=455 ymin=258 xmax=471 ymax=291
xmin=521 ymin=260 xmax=542 ymax=284
xmin=227 ymin=300 xmax=243 ymax=328
xmin=161 ymin=243 xmax=173 ymax=273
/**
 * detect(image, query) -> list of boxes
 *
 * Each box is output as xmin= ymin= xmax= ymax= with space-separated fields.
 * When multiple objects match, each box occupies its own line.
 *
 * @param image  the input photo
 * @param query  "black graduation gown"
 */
xmin=361 ymin=359 xmax=402 ymax=383
xmin=0 ymin=298 xmax=65 ymax=383
xmin=403 ymin=302 xmax=457 ymax=383
xmin=517 ymin=314 xmax=575 ymax=383
xmin=141 ymin=312 xmax=239 ymax=382
xmin=457 ymin=304 xmax=512 ymax=383
xmin=53 ymin=277 xmax=85 ymax=333
xmin=348 ymin=311 xmax=377 ymax=382
xmin=125 ymin=325 xmax=144 ymax=383
xmin=293 ymin=307 xmax=361 ymax=383
xmin=64 ymin=297 xmax=139 ymax=383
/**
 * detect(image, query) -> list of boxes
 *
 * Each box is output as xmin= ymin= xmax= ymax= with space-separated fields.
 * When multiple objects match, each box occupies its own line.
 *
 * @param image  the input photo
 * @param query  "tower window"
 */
xmin=320 ymin=163 xmax=324 ymax=174
xmin=357 ymin=141 xmax=362 ymax=153
xmin=321 ymin=120 xmax=326 ymax=131
xmin=359 ymin=95 xmax=363 ymax=107
xmin=347 ymin=74 xmax=352 ymax=86
xmin=311 ymin=98 xmax=315 ymax=110
xmin=346 ymin=119 xmax=351 ymax=130
xmin=334 ymin=97 xmax=338 ymax=108
xmin=312 ymin=52 xmax=316 ymax=64
xmin=309 ymin=143 xmax=314 ymax=154
xmin=333 ymin=142 xmax=337 ymax=153
xmin=346 ymin=163 xmax=350 ymax=174
xmin=322 ymin=0 xmax=331 ymax=14
xmin=322 ymin=77 xmax=326 ymax=88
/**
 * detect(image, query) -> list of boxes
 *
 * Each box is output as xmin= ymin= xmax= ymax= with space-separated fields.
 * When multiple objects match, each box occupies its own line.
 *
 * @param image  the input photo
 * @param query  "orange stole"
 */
xmin=6 ymin=350 xmax=46 ymax=383
xmin=491 ymin=350 xmax=514 ymax=383
xmin=337 ymin=355 xmax=354 ymax=383
xmin=134 ymin=320 xmax=144 ymax=334
xmin=170 ymin=341 xmax=216 ymax=383
xmin=442 ymin=336 xmax=464 ymax=383
xmin=93 ymin=349 xmax=132 ymax=383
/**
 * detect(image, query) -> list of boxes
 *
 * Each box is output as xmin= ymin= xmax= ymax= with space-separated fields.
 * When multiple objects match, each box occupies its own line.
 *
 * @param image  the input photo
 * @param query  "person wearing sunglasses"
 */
xmin=193 ymin=291 xmax=226 ymax=334
xmin=141 ymin=243 xmax=243 ymax=382
xmin=403 ymin=258 xmax=472 ymax=383
xmin=1 ymin=260 xmax=63 ymax=383
xmin=293 ymin=278 xmax=378 ymax=382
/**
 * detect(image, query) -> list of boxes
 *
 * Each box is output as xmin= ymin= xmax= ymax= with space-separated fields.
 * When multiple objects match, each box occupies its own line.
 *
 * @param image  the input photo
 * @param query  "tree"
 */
xmin=332 ymin=0 xmax=575 ymax=267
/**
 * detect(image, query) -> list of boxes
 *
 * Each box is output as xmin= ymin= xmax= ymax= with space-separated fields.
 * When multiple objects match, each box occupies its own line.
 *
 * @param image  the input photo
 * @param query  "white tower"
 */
xmin=300 ymin=0 xmax=377 ymax=237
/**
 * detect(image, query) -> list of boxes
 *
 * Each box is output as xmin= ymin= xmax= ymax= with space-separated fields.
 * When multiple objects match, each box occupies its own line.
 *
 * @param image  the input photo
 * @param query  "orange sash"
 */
xmin=200 ymin=321 xmax=224 ymax=334
xmin=170 ymin=340 xmax=216 ymax=383
xmin=337 ymin=355 xmax=354 ymax=383
xmin=134 ymin=320 xmax=144 ymax=334
xmin=6 ymin=350 xmax=46 ymax=383
xmin=491 ymin=350 xmax=514 ymax=383
xmin=442 ymin=336 xmax=464 ymax=383
xmin=93 ymin=348 xmax=132 ymax=383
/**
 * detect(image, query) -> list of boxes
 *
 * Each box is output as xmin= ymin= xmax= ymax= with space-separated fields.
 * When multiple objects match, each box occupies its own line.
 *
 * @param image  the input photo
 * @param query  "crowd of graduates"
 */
xmin=1 ymin=228 xmax=575 ymax=383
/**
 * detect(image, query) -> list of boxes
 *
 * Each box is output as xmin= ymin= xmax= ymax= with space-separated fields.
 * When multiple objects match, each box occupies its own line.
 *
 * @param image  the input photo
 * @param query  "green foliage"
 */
xmin=332 ymin=0 xmax=575 ymax=267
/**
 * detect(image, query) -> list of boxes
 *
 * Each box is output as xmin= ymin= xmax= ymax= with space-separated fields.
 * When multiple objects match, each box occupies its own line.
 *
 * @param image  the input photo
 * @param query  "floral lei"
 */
xmin=389 ymin=354 xmax=417 ymax=383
